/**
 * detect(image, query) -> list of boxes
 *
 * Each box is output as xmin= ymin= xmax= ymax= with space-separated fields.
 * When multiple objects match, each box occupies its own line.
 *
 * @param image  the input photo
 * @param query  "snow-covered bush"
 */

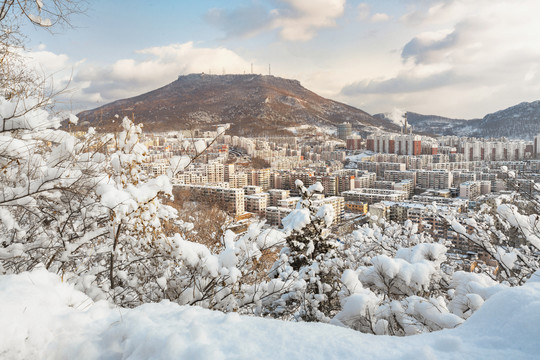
xmin=334 ymin=241 xmax=462 ymax=336
xmin=443 ymin=191 xmax=539 ymax=285
xmin=0 ymin=96 xmax=107 ymax=278
xmin=264 ymin=180 xmax=343 ymax=322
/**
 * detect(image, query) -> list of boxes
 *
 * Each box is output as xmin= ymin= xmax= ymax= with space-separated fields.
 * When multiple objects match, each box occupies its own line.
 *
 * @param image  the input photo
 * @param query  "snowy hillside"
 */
xmin=1 ymin=268 xmax=539 ymax=359
xmin=76 ymin=74 xmax=397 ymax=136
xmin=376 ymin=101 xmax=540 ymax=140
xmin=478 ymin=100 xmax=540 ymax=139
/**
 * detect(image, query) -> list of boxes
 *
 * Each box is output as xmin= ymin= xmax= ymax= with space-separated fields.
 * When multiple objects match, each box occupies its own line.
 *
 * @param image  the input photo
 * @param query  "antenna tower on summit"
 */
xmin=269 ymin=64 xmax=271 ymax=75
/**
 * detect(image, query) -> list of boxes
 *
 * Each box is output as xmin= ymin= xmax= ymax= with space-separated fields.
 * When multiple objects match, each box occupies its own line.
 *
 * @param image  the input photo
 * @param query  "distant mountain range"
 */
xmin=76 ymin=74 xmax=398 ymax=136
xmin=375 ymin=100 xmax=540 ymax=140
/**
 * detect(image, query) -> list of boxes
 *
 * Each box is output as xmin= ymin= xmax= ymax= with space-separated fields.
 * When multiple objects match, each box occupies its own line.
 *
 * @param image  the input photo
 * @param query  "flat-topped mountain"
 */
xmin=76 ymin=73 xmax=397 ymax=136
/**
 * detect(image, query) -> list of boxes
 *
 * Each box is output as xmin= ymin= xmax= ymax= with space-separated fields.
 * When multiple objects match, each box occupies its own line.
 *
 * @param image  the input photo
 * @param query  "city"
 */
xmin=127 ymin=116 xmax=539 ymax=269
xmin=1 ymin=1 xmax=540 ymax=359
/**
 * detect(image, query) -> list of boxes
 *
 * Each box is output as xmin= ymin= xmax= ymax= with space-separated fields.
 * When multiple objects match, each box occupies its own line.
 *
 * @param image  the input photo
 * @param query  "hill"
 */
xmin=477 ymin=101 xmax=540 ymax=139
xmin=76 ymin=74 xmax=397 ymax=136
xmin=403 ymin=112 xmax=481 ymax=137
xmin=376 ymin=101 xmax=540 ymax=140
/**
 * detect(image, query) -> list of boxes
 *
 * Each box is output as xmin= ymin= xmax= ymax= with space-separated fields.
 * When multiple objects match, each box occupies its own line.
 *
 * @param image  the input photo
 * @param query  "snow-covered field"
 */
xmin=1 ymin=268 xmax=539 ymax=359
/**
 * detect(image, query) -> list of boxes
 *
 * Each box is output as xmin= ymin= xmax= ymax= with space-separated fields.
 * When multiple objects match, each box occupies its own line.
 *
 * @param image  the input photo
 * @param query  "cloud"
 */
xmin=21 ymin=49 xmax=82 ymax=97
xmin=340 ymin=0 xmax=540 ymax=118
xmin=273 ymin=0 xmax=346 ymax=41
xmin=206 ymin=0 xmax=346 ymax=41
xmin=370 ymin=13 xmax=390 ymax=23
xmin=205 ymin=4 xmax=274 ymax=38
xmin=342 ymin=68 xmax=458 ymax=95
xmin=401 ymin=29 xmax=457 ymax=64
xmin=22 ymin=42 xmax=251 ymax=111
xmin=74 ymin=42 xmax=251 ymax=105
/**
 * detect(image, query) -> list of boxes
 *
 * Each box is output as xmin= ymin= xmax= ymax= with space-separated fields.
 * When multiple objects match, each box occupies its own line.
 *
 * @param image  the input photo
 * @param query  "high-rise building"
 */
xmin=337 ymin=122 xmax=352 ymax=140
xmin=416 ymin=170 xmax=453 ymax=190
xmin=346 ymin=135 xmax=362 ymax=150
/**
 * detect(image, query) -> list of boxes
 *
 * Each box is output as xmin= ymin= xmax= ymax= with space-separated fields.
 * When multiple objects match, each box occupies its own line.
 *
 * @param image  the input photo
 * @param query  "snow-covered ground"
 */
xmin=1 ymin=268 xmax=539 ymax=359
xmin=346 ymin=151 xmax=374 ymax=162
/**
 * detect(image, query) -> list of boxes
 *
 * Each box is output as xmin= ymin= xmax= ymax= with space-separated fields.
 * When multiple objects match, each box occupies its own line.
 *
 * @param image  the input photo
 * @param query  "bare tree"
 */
xmin=0 ymin=0 xmax=85 ymax=122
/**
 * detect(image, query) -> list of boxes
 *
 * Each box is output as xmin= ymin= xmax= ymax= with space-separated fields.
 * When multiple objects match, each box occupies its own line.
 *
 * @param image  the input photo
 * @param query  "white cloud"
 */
xmin=273 ymin=0 xmax=346 ymax=41
xmin=370 ymin=13 xmax=390 ymax=23
xmin=341 ymin=0 xmax=540 ymax=118
xmin=21 ymin=0 xmax=540 ymax=121
xmin=206 ymin=0 xmax=346 ymax=42
xmin=18 ymin=42 xmax=251 ymax=111
xmin=74 ymin=42 xmax=251 ymax=107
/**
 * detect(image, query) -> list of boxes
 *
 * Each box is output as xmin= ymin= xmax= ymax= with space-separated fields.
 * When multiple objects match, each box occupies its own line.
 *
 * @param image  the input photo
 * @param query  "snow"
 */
xmin=496 ymin=204 xmax=540 ymax=250
xmin=281 ymin=208 xmax=311 ymax=232
xmin=69 ymin=113 xmax=79 ymax=125
xmin=1 ymin=267 xmax=540 ymax=359
xmin=346 ymin=152 xmax=374 ymax=162
xmin=316 ymin=203 xmax=335 ymax=226
xmin=308 ymin=181 xmax=324 ymax=193
xmin=450 ymin=219 xmax=467 ymax=235
xmin=0 ymin=208 xmax=19 ymax=231
xmin=28 ymin=14 xmax=52 ymax=26
xmin=195 ymin=139 xmax=206 ymax=153
xmin=168 ymin=155 xmax=191 ymax=173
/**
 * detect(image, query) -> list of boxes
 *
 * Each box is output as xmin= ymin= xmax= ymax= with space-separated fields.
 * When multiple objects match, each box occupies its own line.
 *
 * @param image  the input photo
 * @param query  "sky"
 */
xmin=22 ymin=0 xmax=540 ymax=119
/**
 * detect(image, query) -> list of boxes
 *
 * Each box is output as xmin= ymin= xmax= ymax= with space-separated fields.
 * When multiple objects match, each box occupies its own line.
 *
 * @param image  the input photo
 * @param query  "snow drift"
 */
xmin=1 ymin=268 xmax=539 ymax=359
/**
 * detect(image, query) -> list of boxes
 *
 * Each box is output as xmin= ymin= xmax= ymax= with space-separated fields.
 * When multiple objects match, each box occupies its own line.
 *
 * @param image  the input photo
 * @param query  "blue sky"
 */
xmin=24 ymin=0 xmax=540 ymax=119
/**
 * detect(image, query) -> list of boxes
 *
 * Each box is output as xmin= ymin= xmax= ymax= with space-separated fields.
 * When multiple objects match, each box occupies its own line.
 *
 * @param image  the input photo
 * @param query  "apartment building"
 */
xmin=345 ymin=201 xmax=368 ymax=214
xmin=357 ymin=161 xmax=406 ymax=178
xmin=244 ymin=185 xmax=262 ymax=195
xmin=265 ymin=207 xmax=292 ymax=227
xmin=245 ymin=193 xmax=268 ymax=216
xmin=416 ymin=170 xmax=453 ymax=190
xmin=346 ymin=135 xmax=362 ymax=150
xmin=459 ymin=180 xmax=492 ymax=199
xmin=463 ymin=139 xmax=528 ymax=161
xmin=268 ymin=189 xmax=290 ymax=207
xmin=452 ymin=171 xmax=476 ymax=187
xmin=314 ymin=196 xmax=345 ymax=224
xmin=229 ymin=173 xmax=248 ymax=188
xmin=459 ymin=181 xmax=480 ymax=199
xmin=175 ymin=184 xmax=245 ymax=216
xmin=342 ymin=188 xmax=407 ymax=204
xmin=248 ymin=169 xmax=272 ymax=191
xmin=337 ymin=122 xmax=352 ymax=140
xmin=366 ymin=133 xmax=424 ymax=155
xmin=354 ymin=171 xmax=376 ymax=189
xmin=394 ymin=180 xmax=414 ymax=199
xmin=374 ymin=179 xmax=413 ymax=199
xmin=384 ymin=170 xmax=417 ymax=189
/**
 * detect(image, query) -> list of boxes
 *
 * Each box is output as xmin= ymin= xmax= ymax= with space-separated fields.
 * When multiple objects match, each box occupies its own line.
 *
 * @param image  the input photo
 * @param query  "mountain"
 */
xmin=373 ymin=112 xmax=480 ymax=136
xmin=376 ymin=100 xmax=540 ymax=140
xmin=76 ymin=74 xmax=397 ymax=136
xmin=402 ymin=112 xmax=481 ymax=137
xmin=476 ymin=101 xmax=540 ymax=139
